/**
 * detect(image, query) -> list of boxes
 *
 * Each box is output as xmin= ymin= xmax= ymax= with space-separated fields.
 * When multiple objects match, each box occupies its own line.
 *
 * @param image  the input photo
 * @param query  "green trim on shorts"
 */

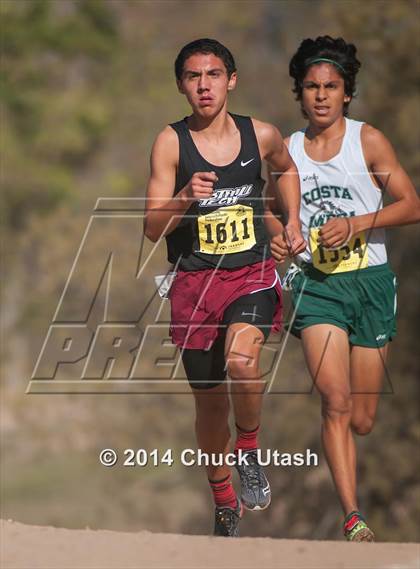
xmin=289 ymin=262 xmax=397 ymax=348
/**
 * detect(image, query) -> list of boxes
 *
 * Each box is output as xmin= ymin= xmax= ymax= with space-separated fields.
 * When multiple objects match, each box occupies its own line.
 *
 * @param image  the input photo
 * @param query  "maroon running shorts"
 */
xmin=169 ymin=258 xmax=283 ymax=350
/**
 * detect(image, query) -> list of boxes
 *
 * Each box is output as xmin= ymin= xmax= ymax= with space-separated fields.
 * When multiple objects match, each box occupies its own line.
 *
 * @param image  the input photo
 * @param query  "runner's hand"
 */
xmin=284 ymin=221 xmax=306 ymax=257
xmin=318 ymin=217 xmax=353 ymax=249
xmin=271 ymin=233 xmax=289 ymax=263
xmin=183 ymin=171 xmax=218 ymax=201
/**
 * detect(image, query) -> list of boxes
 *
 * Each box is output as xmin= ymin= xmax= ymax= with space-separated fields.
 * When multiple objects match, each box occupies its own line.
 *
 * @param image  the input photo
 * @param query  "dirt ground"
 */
xmin=1 ymin=520 xmax=419 ymax=569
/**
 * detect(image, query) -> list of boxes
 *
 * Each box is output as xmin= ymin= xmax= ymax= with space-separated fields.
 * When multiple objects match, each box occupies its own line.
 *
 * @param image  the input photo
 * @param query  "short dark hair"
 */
xmin=289 ymin=36 xmax=361 ymax=116
xmin=175 ymin=38 xmax=236 ymax=80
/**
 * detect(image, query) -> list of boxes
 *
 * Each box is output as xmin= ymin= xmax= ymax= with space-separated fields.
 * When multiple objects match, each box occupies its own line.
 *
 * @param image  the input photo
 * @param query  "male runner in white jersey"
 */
xmin=267 ymin=35 xmax=419 ymax=541
xmin=144 ymin=39 xmax=305 ymax=537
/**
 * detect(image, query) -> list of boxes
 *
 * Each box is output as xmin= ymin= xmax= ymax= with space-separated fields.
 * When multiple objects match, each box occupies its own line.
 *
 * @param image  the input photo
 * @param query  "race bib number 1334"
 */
xmin=197 ymin=205 xmax=256 ymax=255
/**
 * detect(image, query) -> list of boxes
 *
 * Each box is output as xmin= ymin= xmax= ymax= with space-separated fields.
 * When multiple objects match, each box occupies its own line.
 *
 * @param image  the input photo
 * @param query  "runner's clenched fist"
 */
xmin=183 ymin=171 xmax=218 ymax=201
xmin=270 ymin=233 xmax=289 ymax=263
xmin=318 ymin=217 xmax=353 ymax=249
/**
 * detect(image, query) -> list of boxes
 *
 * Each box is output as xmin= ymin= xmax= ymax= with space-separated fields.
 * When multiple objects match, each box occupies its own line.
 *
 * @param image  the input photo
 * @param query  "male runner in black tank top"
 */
xmin=144 ymin=38 xmax=305 ymax=537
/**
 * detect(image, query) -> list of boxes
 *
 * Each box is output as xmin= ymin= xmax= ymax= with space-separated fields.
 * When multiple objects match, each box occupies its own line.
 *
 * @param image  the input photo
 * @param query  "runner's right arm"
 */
xmin=144 ymin=126 xmax=217 ymax=242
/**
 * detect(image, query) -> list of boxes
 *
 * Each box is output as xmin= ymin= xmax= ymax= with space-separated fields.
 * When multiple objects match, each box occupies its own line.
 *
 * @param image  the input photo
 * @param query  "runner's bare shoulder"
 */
xmin=360 ymin=123 xmax=394 ymax=165
xmin=151 ymin=125 xmax=179 ymax=168
xmin=251 ymin=118 xmax=280 ymax=140
xmin=251 ymin=118 xmax=283 ymax=158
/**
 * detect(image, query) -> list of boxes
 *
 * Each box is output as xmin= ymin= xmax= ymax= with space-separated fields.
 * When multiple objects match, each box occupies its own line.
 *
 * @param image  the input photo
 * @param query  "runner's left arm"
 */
xmin=253 ymin=119 xmax=306 ymax=256
xmin=319 ymin=125 xmax=420 ymax=248
xmin=264 ymin=203 xmax=288 ymax=263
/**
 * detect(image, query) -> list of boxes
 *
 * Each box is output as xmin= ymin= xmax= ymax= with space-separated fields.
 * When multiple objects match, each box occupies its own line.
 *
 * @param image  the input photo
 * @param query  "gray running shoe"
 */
xmin=236 ymin=449 xmax=271 ymax=511
xmin=213 ymin=500 xmax=242 ymax=537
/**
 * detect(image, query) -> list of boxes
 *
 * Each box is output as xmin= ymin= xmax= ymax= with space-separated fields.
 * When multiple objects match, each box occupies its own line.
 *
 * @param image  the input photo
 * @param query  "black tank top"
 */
xmin=166 ymin=113 xmax=270 ymax=271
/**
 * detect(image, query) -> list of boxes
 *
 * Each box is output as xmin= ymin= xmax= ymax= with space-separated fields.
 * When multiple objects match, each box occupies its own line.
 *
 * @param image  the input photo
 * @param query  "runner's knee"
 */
xmin=226 ymin=355 xmax=259 ymax=381
xmin=351 ymin=414 xmax=374 ymax=436
xmin=321 ymin=392 xmax=352 ymax=420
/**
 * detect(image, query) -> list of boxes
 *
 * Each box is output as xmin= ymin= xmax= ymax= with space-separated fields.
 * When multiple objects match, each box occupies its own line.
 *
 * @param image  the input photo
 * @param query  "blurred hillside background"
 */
xmin=1 ymin=0 xmax=419 ymax=542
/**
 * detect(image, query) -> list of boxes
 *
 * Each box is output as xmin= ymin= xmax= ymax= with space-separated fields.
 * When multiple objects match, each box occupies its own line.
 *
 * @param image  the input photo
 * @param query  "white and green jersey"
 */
xmin=289 ymin=118 xmax=387 ymax=274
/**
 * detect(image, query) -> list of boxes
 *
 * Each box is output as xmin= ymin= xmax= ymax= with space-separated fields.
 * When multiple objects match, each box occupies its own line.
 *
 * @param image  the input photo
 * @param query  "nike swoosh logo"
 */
xmin=241 ymin=312 xmax=262 ymax=318
xmin=240 ymin=158 xmax=255 ymax=167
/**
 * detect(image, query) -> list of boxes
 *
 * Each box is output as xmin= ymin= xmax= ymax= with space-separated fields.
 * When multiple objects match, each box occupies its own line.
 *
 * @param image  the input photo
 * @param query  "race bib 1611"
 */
xmin=197 ymin=205 xmax=256 ymax=255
